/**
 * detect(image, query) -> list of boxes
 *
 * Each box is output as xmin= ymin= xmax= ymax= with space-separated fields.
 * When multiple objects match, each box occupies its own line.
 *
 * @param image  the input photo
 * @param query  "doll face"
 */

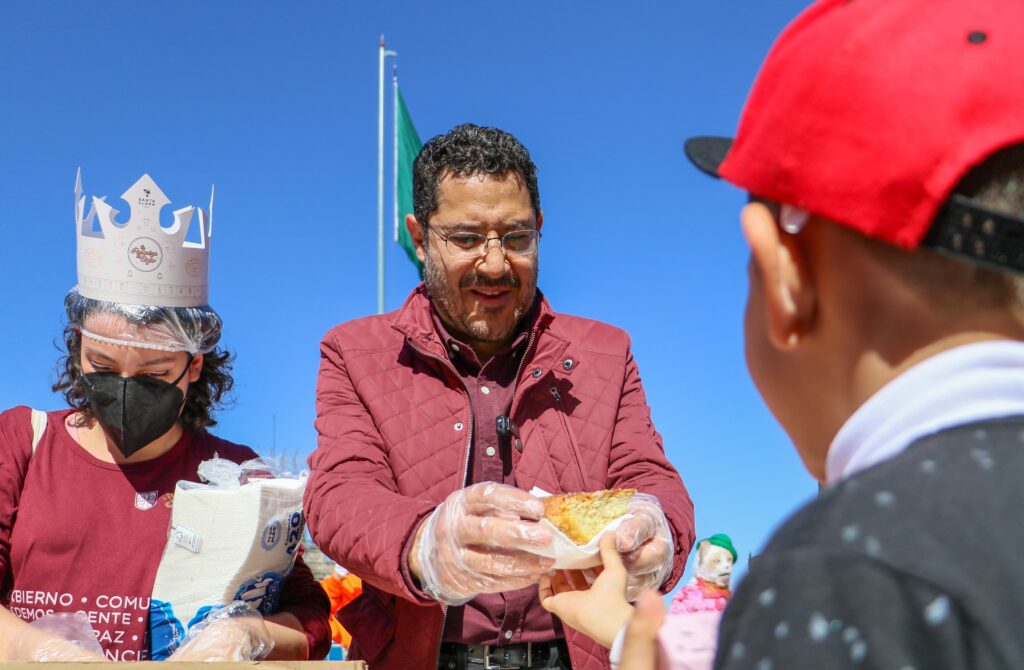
xmin=696 ymin=543 xmax=735 ymax=588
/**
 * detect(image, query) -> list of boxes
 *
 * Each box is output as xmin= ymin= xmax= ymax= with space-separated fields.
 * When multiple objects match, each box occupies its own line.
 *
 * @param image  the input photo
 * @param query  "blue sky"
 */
xmin=0 ymin=1 xmax=817 ymax=589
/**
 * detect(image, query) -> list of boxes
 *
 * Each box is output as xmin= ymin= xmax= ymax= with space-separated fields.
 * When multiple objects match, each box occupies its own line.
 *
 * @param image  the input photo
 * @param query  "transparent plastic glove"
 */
xmin=416 ymin=482 xmax=556 ymax=605
xmin=168 ymin=601 xmax=274 ymax=661
xmin=614 ymin=493 xmax=674 ymax=601
xmin=4 ymin=612 xmax=105 ymax=661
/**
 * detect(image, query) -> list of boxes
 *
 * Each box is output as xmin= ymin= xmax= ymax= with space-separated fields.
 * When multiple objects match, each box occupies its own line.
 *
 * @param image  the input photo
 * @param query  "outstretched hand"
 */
xmin=619 ymin=590 xmax=665 ymax=670
xmin=539 ymin=533 xmax=634 ymax=648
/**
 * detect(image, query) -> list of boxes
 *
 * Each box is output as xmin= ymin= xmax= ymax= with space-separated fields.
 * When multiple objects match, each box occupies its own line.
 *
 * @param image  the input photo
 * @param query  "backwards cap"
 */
xmin=686 ymin=0 xmax=1024 ymax=272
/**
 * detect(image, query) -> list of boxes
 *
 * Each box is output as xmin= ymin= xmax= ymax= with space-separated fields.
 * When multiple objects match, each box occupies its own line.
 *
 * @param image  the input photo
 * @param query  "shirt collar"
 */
xmin=430 ymin=298 xmax=538 ymax=371
xmin=826 ymin=340 xmax=1024 ymax=485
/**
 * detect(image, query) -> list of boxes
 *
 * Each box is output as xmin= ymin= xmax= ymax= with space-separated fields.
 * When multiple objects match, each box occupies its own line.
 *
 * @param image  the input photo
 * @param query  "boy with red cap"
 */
xmin=543 ymin=0 xmax=1024 ymax=667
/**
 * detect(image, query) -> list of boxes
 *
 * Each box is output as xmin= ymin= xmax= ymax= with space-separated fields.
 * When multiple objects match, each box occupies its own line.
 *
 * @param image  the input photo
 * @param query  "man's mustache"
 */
xmin=461 ymin=275 xmax=521 ymax=290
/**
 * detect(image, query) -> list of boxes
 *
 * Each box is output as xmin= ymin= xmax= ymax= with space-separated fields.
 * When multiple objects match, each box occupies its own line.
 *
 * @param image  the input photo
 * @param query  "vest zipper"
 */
xmin=550 ymin=386 xmax=588 ymax=489
xmin=508 ymin=327 xmax=541 ymax=418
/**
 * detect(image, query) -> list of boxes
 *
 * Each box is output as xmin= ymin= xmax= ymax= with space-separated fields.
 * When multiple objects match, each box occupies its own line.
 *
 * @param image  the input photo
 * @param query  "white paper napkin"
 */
xmin=528 ymin=487 xmax=633 ymax=570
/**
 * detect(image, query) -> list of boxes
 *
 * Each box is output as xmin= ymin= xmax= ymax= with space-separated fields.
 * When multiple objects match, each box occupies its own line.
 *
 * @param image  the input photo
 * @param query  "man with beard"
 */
xmin=304 ymin=124 xmax=694 ymax=670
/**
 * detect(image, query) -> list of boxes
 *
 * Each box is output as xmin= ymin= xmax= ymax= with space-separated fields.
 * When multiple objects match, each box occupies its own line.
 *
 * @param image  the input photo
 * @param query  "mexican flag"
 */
xmin=395 ymin=87 xmax=423 ymax=275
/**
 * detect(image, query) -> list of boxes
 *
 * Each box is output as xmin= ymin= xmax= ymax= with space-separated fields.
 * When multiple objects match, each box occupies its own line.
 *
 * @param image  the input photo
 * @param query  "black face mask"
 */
xmin=82 ymin=357 xmax=192 ymax=458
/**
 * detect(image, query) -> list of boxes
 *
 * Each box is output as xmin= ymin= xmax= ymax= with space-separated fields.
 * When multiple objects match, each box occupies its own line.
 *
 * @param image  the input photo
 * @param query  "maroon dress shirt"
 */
xmin=431 ymin=306 xmax=564 ymax=646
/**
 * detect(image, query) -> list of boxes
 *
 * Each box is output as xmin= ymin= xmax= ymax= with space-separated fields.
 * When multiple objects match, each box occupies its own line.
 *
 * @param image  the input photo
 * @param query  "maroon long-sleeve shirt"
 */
xmin=431 ymin=305 xmax=565 ymax=646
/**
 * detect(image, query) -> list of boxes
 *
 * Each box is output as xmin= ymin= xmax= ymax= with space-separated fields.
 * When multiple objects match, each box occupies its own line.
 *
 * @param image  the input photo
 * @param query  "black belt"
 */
xmin=438 ymin=639 xmax=568 ymax=670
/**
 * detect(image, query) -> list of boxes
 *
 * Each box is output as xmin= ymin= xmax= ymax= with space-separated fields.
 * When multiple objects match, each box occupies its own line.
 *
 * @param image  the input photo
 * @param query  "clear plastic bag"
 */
xmin=67 ymin=288 xmax=222 ymax=354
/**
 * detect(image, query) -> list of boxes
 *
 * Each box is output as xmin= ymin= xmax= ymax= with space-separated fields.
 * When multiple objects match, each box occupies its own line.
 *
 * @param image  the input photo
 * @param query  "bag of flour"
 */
xmin=147 ymin=457 xmax=306 ymax=660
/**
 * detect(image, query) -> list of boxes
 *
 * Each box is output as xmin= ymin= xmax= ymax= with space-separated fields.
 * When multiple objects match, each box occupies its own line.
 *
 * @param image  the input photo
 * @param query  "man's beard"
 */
xmin=422 ymin=250 xmax=538 ymax=345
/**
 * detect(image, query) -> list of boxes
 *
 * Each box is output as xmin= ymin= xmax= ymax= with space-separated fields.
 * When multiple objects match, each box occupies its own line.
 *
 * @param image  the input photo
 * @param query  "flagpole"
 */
xmin=393 ymin=67 xmax=399 ymax=242
xmin=377 ymin=37 xmax=396 ymax=314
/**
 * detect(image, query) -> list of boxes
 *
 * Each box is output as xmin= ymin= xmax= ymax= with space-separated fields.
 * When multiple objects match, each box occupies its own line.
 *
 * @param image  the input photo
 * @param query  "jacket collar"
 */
xmin=391 ymin=283 xmax=555 ymax=360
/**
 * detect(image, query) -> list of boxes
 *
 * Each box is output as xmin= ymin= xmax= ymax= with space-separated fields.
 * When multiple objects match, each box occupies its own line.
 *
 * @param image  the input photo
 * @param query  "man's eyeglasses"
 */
xmin=428 ymin=227 xmax=541 ymax=258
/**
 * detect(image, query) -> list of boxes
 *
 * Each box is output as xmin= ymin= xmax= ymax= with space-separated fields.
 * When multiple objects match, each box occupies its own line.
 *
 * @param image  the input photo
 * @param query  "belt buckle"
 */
xmin=480 ymin=642 xmax=532 ymax=670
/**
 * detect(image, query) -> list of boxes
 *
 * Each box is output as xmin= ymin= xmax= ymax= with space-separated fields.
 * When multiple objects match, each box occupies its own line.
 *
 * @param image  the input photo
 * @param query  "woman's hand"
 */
xmin=168 ymin=602 xmax=274 ymax=662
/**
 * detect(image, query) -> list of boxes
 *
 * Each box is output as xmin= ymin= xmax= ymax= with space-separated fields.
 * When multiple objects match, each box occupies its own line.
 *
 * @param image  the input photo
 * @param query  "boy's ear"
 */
xmin=741 ymin=202 xmax=817 ymax=350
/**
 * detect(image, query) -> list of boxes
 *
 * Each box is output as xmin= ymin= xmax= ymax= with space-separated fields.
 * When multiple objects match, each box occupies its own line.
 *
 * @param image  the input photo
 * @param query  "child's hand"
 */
xmin=619 ymin=590 xmax=665 ymax=670
xmin=539 ymin=533 xmax=634 ymax=648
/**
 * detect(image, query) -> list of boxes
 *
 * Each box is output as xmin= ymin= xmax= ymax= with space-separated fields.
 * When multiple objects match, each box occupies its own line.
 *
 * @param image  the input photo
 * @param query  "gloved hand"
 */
xmin=168 ymin=601 xmax=274 ymax=661
xmin=4 ymin=612 xmax=105 ymax=661
xmin=614 ymin=493 xmax=674 ymax=601
xmin=414 ymin=482 xmax=555 ymax=605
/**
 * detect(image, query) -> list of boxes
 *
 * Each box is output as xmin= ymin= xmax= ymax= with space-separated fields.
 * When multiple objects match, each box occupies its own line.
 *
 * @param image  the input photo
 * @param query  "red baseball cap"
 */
xmin=686 ymin=0 xmax=1024 ymax=272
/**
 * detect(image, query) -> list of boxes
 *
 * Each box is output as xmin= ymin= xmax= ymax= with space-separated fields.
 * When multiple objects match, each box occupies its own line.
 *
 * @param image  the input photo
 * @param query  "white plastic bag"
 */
xmin=147 ymin=457 xmax=306 ymax=659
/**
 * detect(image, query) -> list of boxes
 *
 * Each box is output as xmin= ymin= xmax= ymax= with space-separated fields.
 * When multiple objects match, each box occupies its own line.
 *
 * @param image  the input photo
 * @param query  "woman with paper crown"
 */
xmin=0 ymin=173 xmax=330 ymax=662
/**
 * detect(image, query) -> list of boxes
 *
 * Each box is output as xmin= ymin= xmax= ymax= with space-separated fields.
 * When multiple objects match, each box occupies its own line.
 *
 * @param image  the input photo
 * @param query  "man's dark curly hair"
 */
xmin=412 ymin=123 xmax=541 ymax=225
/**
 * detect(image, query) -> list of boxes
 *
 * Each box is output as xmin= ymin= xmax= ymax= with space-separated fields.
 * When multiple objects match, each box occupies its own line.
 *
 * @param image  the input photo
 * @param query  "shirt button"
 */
xmin=562 ymin=358 xmax=574 ymax=371
xmin=454 ymin=422 xmax=464 ymax=431
xmin=486 ymin=446 xmax=496 ymax=457
xmin=504 ymin=630 xmax=513 ymax=640
xmin=531 ymin=368 xmax=542 ymax=378
xmin=451 ymin=343 xmax=460 ymax=353
xmin=481 ymin=385 xmax=491 ymax=395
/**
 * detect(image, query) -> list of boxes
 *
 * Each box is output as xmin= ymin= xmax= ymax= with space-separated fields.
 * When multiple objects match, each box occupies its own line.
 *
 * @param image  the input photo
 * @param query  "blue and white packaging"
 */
xmin=148 ymin=458 xmax=306 ymax=660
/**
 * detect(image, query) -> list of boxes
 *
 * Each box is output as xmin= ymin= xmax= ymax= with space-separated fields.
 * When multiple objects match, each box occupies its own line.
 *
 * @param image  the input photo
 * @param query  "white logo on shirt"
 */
xmin=134 ymin=491 xmax=159 ymax=511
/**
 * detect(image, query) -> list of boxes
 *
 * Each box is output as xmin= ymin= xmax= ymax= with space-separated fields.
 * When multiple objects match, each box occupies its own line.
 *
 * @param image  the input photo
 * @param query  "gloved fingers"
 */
xmin=455 ymin=514 xmax=552 ymax=550
xmin=620 ymin=534 xmax=672 ymax=576
xmin=461 ymin=482 xmax=546 ymax=521
xmin=171 ymin=619 xmax=270 ymax=662
xmin=171 ymin=601 xmax=274 ymax=661
xmin=4 ymin=612 xmax=105 ymax=662
xmin=615 ymin=516 xmax=656 ymax=553
xmin=459 ymin=546 xmax=555 ymax=578
xmin=6 ymin=636 xmax=105 ymax=663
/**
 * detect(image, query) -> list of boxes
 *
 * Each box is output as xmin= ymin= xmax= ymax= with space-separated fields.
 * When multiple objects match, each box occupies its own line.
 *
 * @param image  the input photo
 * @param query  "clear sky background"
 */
xmin=0 ymin=1 xmax=818 ymax=591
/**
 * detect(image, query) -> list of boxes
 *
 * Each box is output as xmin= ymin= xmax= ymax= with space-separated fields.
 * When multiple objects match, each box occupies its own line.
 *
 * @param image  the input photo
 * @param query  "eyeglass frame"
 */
xmin=425 ymin=225 xmax=542 ymax=258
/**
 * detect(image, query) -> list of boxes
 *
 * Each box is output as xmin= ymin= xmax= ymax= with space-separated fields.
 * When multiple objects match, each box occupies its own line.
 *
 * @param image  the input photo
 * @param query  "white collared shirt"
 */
xmin=826 ymin=340 xmax=1024 ymax=485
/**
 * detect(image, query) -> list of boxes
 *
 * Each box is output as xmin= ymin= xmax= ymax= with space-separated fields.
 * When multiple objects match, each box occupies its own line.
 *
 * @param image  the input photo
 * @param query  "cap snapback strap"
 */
xmin=924 ymin=194 xmax=1024 ymax=273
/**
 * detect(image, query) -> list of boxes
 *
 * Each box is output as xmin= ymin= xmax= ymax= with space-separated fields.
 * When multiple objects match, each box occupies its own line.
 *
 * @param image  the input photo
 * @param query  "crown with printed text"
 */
xmin=75 ymin=171 xmax=214 ymax=308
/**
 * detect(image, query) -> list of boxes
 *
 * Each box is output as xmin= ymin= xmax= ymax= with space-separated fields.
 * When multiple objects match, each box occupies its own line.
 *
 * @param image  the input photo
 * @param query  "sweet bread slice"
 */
xmin=543 ymin=489 xmax=636 ymax=544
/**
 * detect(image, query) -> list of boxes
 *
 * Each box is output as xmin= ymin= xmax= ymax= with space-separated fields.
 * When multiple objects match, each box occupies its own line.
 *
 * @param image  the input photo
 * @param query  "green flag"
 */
xmin=395 ymin=87 xmax=423 ymax=275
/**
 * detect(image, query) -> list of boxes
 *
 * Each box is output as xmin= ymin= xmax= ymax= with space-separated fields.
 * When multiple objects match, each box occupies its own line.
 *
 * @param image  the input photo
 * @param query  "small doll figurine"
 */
xmin=670 ymin=534 xmax=736 ymax=615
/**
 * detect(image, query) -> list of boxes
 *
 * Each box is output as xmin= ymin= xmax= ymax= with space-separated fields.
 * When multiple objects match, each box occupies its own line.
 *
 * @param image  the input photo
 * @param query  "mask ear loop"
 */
xmin=170 ymin=353 xmax=195 ymax=387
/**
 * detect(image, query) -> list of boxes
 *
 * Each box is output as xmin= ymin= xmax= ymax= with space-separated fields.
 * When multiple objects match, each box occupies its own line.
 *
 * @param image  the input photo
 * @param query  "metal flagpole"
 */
xmin=378 ymin=36 xmax=397 ymax=314
xmin=393 ymin=66 xmax=399 ymax=242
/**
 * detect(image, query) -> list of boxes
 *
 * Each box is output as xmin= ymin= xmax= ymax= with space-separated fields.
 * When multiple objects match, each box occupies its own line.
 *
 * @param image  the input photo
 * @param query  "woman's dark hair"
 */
xmin=52 ymin=323 xmax=234 ymax=431
xmin=53 ymin=290 xmax=234 ymax=431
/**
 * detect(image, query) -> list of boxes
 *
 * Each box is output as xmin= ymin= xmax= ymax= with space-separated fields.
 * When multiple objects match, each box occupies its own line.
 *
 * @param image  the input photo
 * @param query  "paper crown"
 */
xmin=75 ymin=170 xmax=214 ymax=308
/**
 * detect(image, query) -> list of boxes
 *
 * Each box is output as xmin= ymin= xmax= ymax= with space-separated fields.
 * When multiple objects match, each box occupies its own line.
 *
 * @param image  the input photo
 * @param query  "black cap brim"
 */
xmin=684 ymin=136 xmax=733 ymax=178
